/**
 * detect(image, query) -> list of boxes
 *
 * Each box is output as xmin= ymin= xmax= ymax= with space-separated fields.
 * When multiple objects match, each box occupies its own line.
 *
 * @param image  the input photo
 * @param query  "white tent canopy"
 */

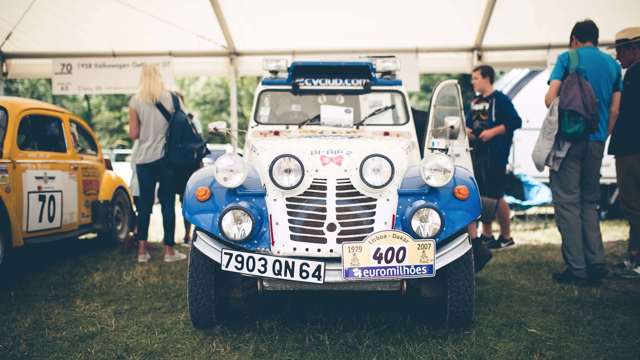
xmin=1 ymin=0 xmax=639 ymax=78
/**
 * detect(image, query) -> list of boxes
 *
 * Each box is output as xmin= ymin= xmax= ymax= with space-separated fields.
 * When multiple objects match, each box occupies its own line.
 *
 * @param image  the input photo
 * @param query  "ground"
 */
xmin=0 ymin=216 xmax=639 ymax=359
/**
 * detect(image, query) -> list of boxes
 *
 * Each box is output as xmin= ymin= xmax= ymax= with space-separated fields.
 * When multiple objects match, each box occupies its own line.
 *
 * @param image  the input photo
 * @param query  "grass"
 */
xmin=1 ymin=220 xmax=639 ymax=359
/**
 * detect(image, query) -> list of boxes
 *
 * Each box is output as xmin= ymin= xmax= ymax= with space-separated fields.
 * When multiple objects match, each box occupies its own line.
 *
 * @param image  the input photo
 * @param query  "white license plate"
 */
xmin=220 ymin=249 xmax=325 ymax=284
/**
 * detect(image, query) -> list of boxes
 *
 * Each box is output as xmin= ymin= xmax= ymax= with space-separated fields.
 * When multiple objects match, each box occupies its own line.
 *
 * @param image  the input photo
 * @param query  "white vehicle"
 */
xmin=182 ymin=58 xmax=482 ymax=329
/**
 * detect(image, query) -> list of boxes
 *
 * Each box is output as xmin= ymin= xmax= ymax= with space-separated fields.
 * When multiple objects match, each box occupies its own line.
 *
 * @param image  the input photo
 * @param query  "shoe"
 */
xmin=472 ymin=237 xmax=493 ymax=273
xmin=487 ymin=236 xmax=516 ymax=251
xmin=587 ymin=264 xmax=608 ymax=282
xmin=137 ymin=251 xmax=151 ymax=263
xmin=613 ymin=261 xmax=640 ymax=279
xmin=180 ymin=240 xmax=192 ymax=248
xmin=164 ymin=250 xmax=187 ymax=263
xmin=479 ymin=234 xmax=495 ymax=246
xmin=552 ymin=269 xmax=588 ymax=285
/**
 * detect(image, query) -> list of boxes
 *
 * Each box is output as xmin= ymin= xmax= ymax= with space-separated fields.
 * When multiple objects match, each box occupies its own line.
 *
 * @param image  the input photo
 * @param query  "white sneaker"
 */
xmin=137 ymin=251 xmax=151 ymax=263
xmin=180 ymin=241 xmax=192 ymax=248
xmin=164 ymin=250 xmax=187 ymax=263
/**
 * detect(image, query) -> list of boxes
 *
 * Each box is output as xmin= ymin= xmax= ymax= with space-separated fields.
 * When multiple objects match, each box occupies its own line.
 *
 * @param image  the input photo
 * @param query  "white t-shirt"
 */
xmin=129 ymin=91 xmax=174 ymax=165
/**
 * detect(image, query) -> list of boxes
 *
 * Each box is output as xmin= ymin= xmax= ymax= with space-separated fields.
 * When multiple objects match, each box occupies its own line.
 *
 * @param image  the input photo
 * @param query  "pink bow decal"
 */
xmin=320 ymin=155 xmax=344 ymax=166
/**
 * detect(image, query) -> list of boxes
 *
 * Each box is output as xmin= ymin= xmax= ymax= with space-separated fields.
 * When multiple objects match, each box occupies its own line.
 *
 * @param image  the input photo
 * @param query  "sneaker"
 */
xmin=164 ymin=250 xmax=187 ymax=263
xmin=552 ymin=269 xmax=588 ymax=285
xmin=472 ymin=237 xmax=493 ymax=273
xmin=180 ymin=240 xmax=192 ymax=248
xmin=487 ymin=235 xmax=516 ymax=251
xmin=613 ymin=261 xmax=640 ymax=279
xmin=137 ymin=251 xmax=151 ymax=263
xmin=479 ymin=234 xmax=495 ymax=246
xmin=587 ymin=264 xmax=608 ymax=282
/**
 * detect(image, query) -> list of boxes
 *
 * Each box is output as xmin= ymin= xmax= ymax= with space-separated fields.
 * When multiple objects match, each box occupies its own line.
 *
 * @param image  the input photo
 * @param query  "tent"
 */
xmin=1 ymin=0 xmax=638 ymax=142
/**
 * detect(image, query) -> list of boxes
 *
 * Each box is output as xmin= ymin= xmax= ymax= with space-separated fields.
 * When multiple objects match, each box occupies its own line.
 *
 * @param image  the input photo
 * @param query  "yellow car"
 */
xmin=0 ymin=96 xmax=134 ymax=268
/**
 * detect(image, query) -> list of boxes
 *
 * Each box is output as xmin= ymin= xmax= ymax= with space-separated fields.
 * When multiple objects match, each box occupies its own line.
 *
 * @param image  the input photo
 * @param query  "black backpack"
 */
xmin=155 ymin=93 xmax=208 ymax=168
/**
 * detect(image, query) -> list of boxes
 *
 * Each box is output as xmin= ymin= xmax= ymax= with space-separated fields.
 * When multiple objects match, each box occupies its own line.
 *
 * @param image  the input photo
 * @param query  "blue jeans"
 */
xmin=136 ymin=158 xmax=176 ymax=246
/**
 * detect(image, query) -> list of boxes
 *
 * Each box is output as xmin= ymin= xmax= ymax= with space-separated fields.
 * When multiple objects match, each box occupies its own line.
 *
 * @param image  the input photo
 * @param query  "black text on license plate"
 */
xmin=220 ymin=249 xmax=325 ymax=284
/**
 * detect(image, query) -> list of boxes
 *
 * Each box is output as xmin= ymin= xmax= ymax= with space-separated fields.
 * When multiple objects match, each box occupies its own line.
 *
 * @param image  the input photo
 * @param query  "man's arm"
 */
xmin=608 ymin=91 xmax=621 ymax=135
xmin=545 ymin=80 xmax=562 ymax=108
xmin=478 ymin=124 xmax=506 ymax=142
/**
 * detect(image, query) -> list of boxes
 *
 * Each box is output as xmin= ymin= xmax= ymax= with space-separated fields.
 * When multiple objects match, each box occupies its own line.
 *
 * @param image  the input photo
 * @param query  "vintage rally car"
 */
xmin=0 ymin=96 xmax=134 ymax=269
xmin=183 ymin=58 xmax=481 ymax=328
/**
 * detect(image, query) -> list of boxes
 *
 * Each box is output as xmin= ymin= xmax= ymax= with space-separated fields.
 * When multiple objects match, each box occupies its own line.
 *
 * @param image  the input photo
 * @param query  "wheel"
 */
xmin=0 ymin=211 xmax=10 ymax=273
xmin=187 ymin=245 xmax=228 ymax=328
xmin=443 ymin=248 xmax=475 ymax=329
xmin=98 ymin=189 xmax=133 ymax=245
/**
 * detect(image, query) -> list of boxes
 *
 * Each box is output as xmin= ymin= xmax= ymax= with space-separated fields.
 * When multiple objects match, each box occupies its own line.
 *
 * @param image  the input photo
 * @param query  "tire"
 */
xmin=0 ymin=210 xmax=10 ymax=273
xmin=98 ymin=189 xmax=133 ymax=245
xmin=443 ymin=248 xmax=475 ymax=329
xmin=187 ymin=245 xmax=228 ymax=328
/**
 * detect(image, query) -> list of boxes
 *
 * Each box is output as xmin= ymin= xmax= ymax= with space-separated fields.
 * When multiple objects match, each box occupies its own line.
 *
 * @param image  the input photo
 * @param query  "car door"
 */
xmin=68 ymin=118 xmax=104 ymax=226
xmin=13 ymin=110 xmax=79 ymax=238
xmin=423 ymin=80 xmax=473 ymax=174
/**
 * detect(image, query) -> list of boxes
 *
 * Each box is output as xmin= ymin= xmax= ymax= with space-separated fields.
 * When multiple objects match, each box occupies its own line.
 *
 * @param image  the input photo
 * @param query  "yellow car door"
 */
xmin=13 ymin=109 xmax=79 ymax=239
xmin=68 ymin=118 xmax=104 ymax=226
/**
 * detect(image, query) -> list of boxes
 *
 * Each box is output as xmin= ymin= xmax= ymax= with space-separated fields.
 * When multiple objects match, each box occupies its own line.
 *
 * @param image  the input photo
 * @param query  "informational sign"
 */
xmin=52 ymin=57 xmax=175 ymax=95
xmin=22 ymin=170 xmax=78 ymax=232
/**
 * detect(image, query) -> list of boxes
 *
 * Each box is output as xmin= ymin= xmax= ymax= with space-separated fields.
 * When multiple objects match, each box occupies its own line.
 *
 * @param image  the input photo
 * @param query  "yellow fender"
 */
xmin=98 ymin=170 xmax=132 ymax=203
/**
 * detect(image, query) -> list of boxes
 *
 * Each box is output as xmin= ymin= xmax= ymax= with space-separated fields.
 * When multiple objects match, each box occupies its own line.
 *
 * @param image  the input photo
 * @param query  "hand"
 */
xmin=478 ymin=128 xmax=495 ymax=142
xmin=466 ymin=127 xmax=476 ymax=140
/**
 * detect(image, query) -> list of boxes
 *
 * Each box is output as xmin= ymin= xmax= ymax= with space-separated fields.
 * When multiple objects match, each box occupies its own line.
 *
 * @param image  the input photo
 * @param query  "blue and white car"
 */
xmin=183 ymin=58 xmax=481 ymax=328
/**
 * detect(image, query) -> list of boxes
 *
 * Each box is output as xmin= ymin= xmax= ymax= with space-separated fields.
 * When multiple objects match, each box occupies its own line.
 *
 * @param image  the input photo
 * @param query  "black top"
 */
xmin=609 ymin=61 xmax=640 ymax=157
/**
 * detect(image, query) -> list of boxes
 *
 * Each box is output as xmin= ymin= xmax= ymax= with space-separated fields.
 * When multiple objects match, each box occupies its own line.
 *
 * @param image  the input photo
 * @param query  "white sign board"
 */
xmin=52 ymin=57 xmax=175 ymax=95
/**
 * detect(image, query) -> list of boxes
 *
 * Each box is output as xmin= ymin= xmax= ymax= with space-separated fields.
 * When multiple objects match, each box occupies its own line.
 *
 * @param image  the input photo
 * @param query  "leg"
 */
xmin=497 ymin=198 xmax=512 ymax=239
xmin=550 ymin=142 xmax=587 ymax=277
xmin=481 ymin=220 xmax=493 ymax=237
xmin=580 ymin=141 xmax=605 ymax=267
xmin=157 ymin=161 xmax=176 ymax=250
xmin=136 ymin=161 xmax=160 ymax=254
xmin=616 ymin=155 xmax=640 ymax=262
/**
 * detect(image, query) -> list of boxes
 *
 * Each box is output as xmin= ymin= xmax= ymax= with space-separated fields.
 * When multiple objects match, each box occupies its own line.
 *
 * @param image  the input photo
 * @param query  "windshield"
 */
xmin=254 ymin=90 xmax=409 ymax=126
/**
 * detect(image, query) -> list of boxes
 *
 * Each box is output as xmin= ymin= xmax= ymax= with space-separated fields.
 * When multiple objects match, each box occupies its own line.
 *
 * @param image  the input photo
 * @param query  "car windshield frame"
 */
xmin=0 ymin=106 xmax=7 ymax=158
xmin=253 ymin=89 xmax=410 ymax=127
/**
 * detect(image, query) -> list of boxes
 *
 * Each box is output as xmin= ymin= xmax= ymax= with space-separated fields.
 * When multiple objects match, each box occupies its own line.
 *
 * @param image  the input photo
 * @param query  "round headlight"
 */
xmin=420 ymin=153 xmax=454 ymax=187
xmin=214 ymin=153 xmax=248 ymax=188
xmin=269 ymin=155 xmax=304 ymax=190
xmin=359 ymin=154 xmax=394 ymax=189
xmin=411 ymin=207 xmax=442 ymax=238
xmin=220 ymin=208 xmax=254 ymax=241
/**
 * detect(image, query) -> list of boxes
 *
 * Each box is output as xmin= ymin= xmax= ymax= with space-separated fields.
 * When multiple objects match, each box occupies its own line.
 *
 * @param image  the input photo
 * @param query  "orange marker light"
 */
xmin=453 ymin=185 xmax=470 ymax=201
xmin=195 ymin=186 xmax=212 ymax=202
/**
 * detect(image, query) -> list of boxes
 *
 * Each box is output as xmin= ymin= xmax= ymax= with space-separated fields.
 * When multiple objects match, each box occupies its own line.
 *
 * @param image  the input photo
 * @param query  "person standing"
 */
xmin=608 ymin=27 xmax=640 ymax=278
xmin=544 ymin=20 xmax=622 ymax=284
xmin=466 ymin=65 xmax=522 ymax=252
xmin=129 ymin=64 xmax=186 ymax=263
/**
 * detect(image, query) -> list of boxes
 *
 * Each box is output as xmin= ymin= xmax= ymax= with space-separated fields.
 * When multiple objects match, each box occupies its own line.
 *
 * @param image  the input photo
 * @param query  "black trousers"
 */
xmin=616 ymin=154 xmax=640 ymax=261
xmin=136 ymin=158 xmax=176 ymax=246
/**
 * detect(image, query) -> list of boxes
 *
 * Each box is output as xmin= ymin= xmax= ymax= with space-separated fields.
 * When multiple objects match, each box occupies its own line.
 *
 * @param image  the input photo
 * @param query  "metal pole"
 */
xmin=0 ymin=56 xmax=5 ymax=96
xmin=229 ymin=56 xmax=238 ymax=150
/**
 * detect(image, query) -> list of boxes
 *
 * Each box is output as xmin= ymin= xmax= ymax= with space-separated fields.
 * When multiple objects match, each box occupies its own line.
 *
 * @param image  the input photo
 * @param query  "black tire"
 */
xmin=98 ymin=189 xmax=133 ymax=245
xmin=187 ymin=245 xmax=228 ymax=328
xmin=443 ymin=248 xmax=475 ymax=329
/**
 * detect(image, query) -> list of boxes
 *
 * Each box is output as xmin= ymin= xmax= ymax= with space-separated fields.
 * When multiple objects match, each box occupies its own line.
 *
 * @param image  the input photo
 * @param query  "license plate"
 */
xmin=220 ymin=249 xmax=325 ymax=284
xmin=341 ymin=230 xmax=436 ymax=280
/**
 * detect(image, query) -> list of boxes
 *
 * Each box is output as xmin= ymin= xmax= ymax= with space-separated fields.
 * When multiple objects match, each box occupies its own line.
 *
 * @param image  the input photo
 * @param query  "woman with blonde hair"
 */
xmin=129 ymin=64 xmax=186 ymax=263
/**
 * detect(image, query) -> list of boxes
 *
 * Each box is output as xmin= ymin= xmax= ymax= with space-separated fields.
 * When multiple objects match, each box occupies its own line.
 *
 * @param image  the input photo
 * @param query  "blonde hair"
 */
xmin=136 ymin=64 xmax=165 ymax=104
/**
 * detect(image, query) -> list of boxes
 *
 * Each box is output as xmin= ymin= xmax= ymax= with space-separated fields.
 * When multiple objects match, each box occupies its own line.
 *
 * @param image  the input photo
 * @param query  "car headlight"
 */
xmin=420 ymin=153 xmax=454 ymax=187
xmin=411 ymin=207 xmax=442 ymax=238
xmin=214 ymin=153 xmax=248 ymax=188
xmin=269 ymin=154 xmax=304 ymax=190
xmin=220 ymin=208 xmax=254 ymax=241
xmin=359 ymin=154 xmax=394 ymax=189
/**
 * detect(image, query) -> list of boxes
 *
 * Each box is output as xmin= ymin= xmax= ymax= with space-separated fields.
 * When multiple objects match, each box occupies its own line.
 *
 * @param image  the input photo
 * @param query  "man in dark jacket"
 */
xmin=609 ymin=27 xmax=640 ymax=279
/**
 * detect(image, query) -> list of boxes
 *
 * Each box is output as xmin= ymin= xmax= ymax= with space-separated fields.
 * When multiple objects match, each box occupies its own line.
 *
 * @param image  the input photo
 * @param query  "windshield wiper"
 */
xmin=298 ymin=114 xmax=320 ymax=128
xmin=354 ymin=104 xmax=395 ymax=129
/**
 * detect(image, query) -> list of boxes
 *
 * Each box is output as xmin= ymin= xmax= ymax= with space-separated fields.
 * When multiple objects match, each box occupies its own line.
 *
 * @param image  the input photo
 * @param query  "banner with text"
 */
xmin=52 ymin=57 xmax=175 ymax=95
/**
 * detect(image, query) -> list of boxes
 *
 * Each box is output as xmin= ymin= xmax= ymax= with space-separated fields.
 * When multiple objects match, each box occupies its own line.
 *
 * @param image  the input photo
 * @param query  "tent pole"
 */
xmin=229 ymin=56 xmax=238 ymax=150
xmin=0 ymin=56 xmax=5 ymax=96
xmin=473 ymin=0 xmax=497 ymax=65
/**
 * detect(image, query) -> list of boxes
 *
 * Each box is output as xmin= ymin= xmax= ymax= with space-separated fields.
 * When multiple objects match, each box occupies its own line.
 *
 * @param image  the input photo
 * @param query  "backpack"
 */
xmin=558 ymin=50 xmax=599 ymax=141
xmin=155 ymin=93 xmax=208 ymax=168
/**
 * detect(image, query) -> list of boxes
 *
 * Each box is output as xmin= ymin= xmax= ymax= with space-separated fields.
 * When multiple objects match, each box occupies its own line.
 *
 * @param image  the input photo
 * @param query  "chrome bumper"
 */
xmin=193 ymin=230 xmax=471 ymax=290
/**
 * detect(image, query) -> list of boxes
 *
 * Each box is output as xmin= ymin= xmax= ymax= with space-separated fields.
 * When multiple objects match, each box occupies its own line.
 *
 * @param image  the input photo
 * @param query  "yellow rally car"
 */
xmin=0 ymin=96 xmax=134 ymax=268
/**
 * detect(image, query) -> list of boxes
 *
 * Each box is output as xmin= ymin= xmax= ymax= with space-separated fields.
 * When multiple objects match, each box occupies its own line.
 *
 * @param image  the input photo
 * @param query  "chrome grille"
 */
xmin=285 ymin=178 xmax=377 ymax=245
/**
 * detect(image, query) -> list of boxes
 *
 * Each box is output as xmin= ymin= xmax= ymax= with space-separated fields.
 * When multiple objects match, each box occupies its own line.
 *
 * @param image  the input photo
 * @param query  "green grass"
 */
xmin=1 ymin=221 xmax=639 ymax=359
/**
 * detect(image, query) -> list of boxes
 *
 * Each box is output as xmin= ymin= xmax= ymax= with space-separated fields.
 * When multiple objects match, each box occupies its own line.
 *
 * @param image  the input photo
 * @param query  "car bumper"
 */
xmin=193 ymin=230 xmax=471 ymax=290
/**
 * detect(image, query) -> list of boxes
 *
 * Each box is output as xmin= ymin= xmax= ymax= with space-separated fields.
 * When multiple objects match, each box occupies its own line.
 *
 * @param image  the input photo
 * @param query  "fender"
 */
xmin=98 ymin=170 xmax=132 ymax=202
xmin=395 ymin=165 xmax=481 ymax=247
xmin=183 ymin=165 xmax=271 ymax=253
